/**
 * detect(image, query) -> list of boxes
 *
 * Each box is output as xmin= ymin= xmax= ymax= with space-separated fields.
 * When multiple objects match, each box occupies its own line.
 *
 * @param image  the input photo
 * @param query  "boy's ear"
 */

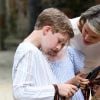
xmin=43 ymin=26 xmax=52 ymax=35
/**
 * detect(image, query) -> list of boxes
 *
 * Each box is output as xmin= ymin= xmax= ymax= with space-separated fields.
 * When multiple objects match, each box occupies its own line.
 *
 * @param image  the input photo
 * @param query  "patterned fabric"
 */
xmin=49 ymin=46 xmax=85 ymax=100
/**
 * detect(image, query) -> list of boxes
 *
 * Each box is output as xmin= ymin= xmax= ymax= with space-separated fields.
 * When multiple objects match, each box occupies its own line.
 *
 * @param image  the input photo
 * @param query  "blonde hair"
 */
xmin=34 ymin=8 xmax=74 ymax=38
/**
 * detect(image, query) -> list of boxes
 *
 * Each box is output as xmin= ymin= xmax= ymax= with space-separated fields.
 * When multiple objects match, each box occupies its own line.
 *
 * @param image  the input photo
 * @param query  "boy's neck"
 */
xmin=24 ymin=30 xmax=42 ymax=48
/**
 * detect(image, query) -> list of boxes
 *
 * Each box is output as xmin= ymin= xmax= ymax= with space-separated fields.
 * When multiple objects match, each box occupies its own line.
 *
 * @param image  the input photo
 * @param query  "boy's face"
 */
xmin=41 ymin=26 xmax=69 ymax=57
xmin=81 ymin=22 xmax=100 ymax=45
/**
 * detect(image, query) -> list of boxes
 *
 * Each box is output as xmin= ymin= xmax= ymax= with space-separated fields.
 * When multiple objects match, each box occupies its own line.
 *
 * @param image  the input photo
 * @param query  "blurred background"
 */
xmin=0 ymin=0 xmax=100 ymax=100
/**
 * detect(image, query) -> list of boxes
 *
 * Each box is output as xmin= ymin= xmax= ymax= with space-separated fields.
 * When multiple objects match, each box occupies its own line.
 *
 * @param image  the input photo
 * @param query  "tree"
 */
xmin=0 ymin=0 xmax=7 ymax=50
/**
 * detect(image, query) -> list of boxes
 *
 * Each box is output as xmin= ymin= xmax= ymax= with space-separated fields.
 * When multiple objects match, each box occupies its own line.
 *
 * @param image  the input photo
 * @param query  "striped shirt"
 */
xmin=12 ymin=42 xmax=58 ymax=100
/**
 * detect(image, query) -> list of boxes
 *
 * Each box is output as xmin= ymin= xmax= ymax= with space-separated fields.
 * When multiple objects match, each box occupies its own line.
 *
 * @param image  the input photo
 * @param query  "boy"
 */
xmin=12 ymin=8 xmax=78 ymax=100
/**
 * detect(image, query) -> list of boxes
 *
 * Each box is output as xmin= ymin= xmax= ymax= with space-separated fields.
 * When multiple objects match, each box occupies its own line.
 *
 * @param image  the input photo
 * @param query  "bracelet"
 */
xmin=53 ymin=84 xmax=59 ymax=100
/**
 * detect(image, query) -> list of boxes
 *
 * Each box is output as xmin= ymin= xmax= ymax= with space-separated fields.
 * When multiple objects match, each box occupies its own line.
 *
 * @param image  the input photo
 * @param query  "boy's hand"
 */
xmin=57 ymin=84 xmax=78 ymax=98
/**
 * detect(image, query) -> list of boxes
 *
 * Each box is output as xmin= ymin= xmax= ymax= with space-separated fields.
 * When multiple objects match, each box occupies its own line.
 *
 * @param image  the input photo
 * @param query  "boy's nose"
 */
xmin=56 ymin=44 xmax=62 ymax=51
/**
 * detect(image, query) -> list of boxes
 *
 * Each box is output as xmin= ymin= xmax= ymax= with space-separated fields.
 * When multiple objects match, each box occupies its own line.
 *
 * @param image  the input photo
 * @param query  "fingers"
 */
xmin=75 ymin=75 xmax=89 ymax=89
xmin=80 ymin=84 xmax=86 ymax=89
xmin=58 ymin=84 xmax=78 ymax=98
xmin=70 ymin=84 xmax=78 ymax=90
xmin=79 ymin=77 xmax=89 ymax=84
xmin=75 ymin=73 xmax=89 ymax=84
xmin=65 ymin=84 xmax=78 ymax=97
xmin=69 ymin=87 xmax=77 ymax=96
